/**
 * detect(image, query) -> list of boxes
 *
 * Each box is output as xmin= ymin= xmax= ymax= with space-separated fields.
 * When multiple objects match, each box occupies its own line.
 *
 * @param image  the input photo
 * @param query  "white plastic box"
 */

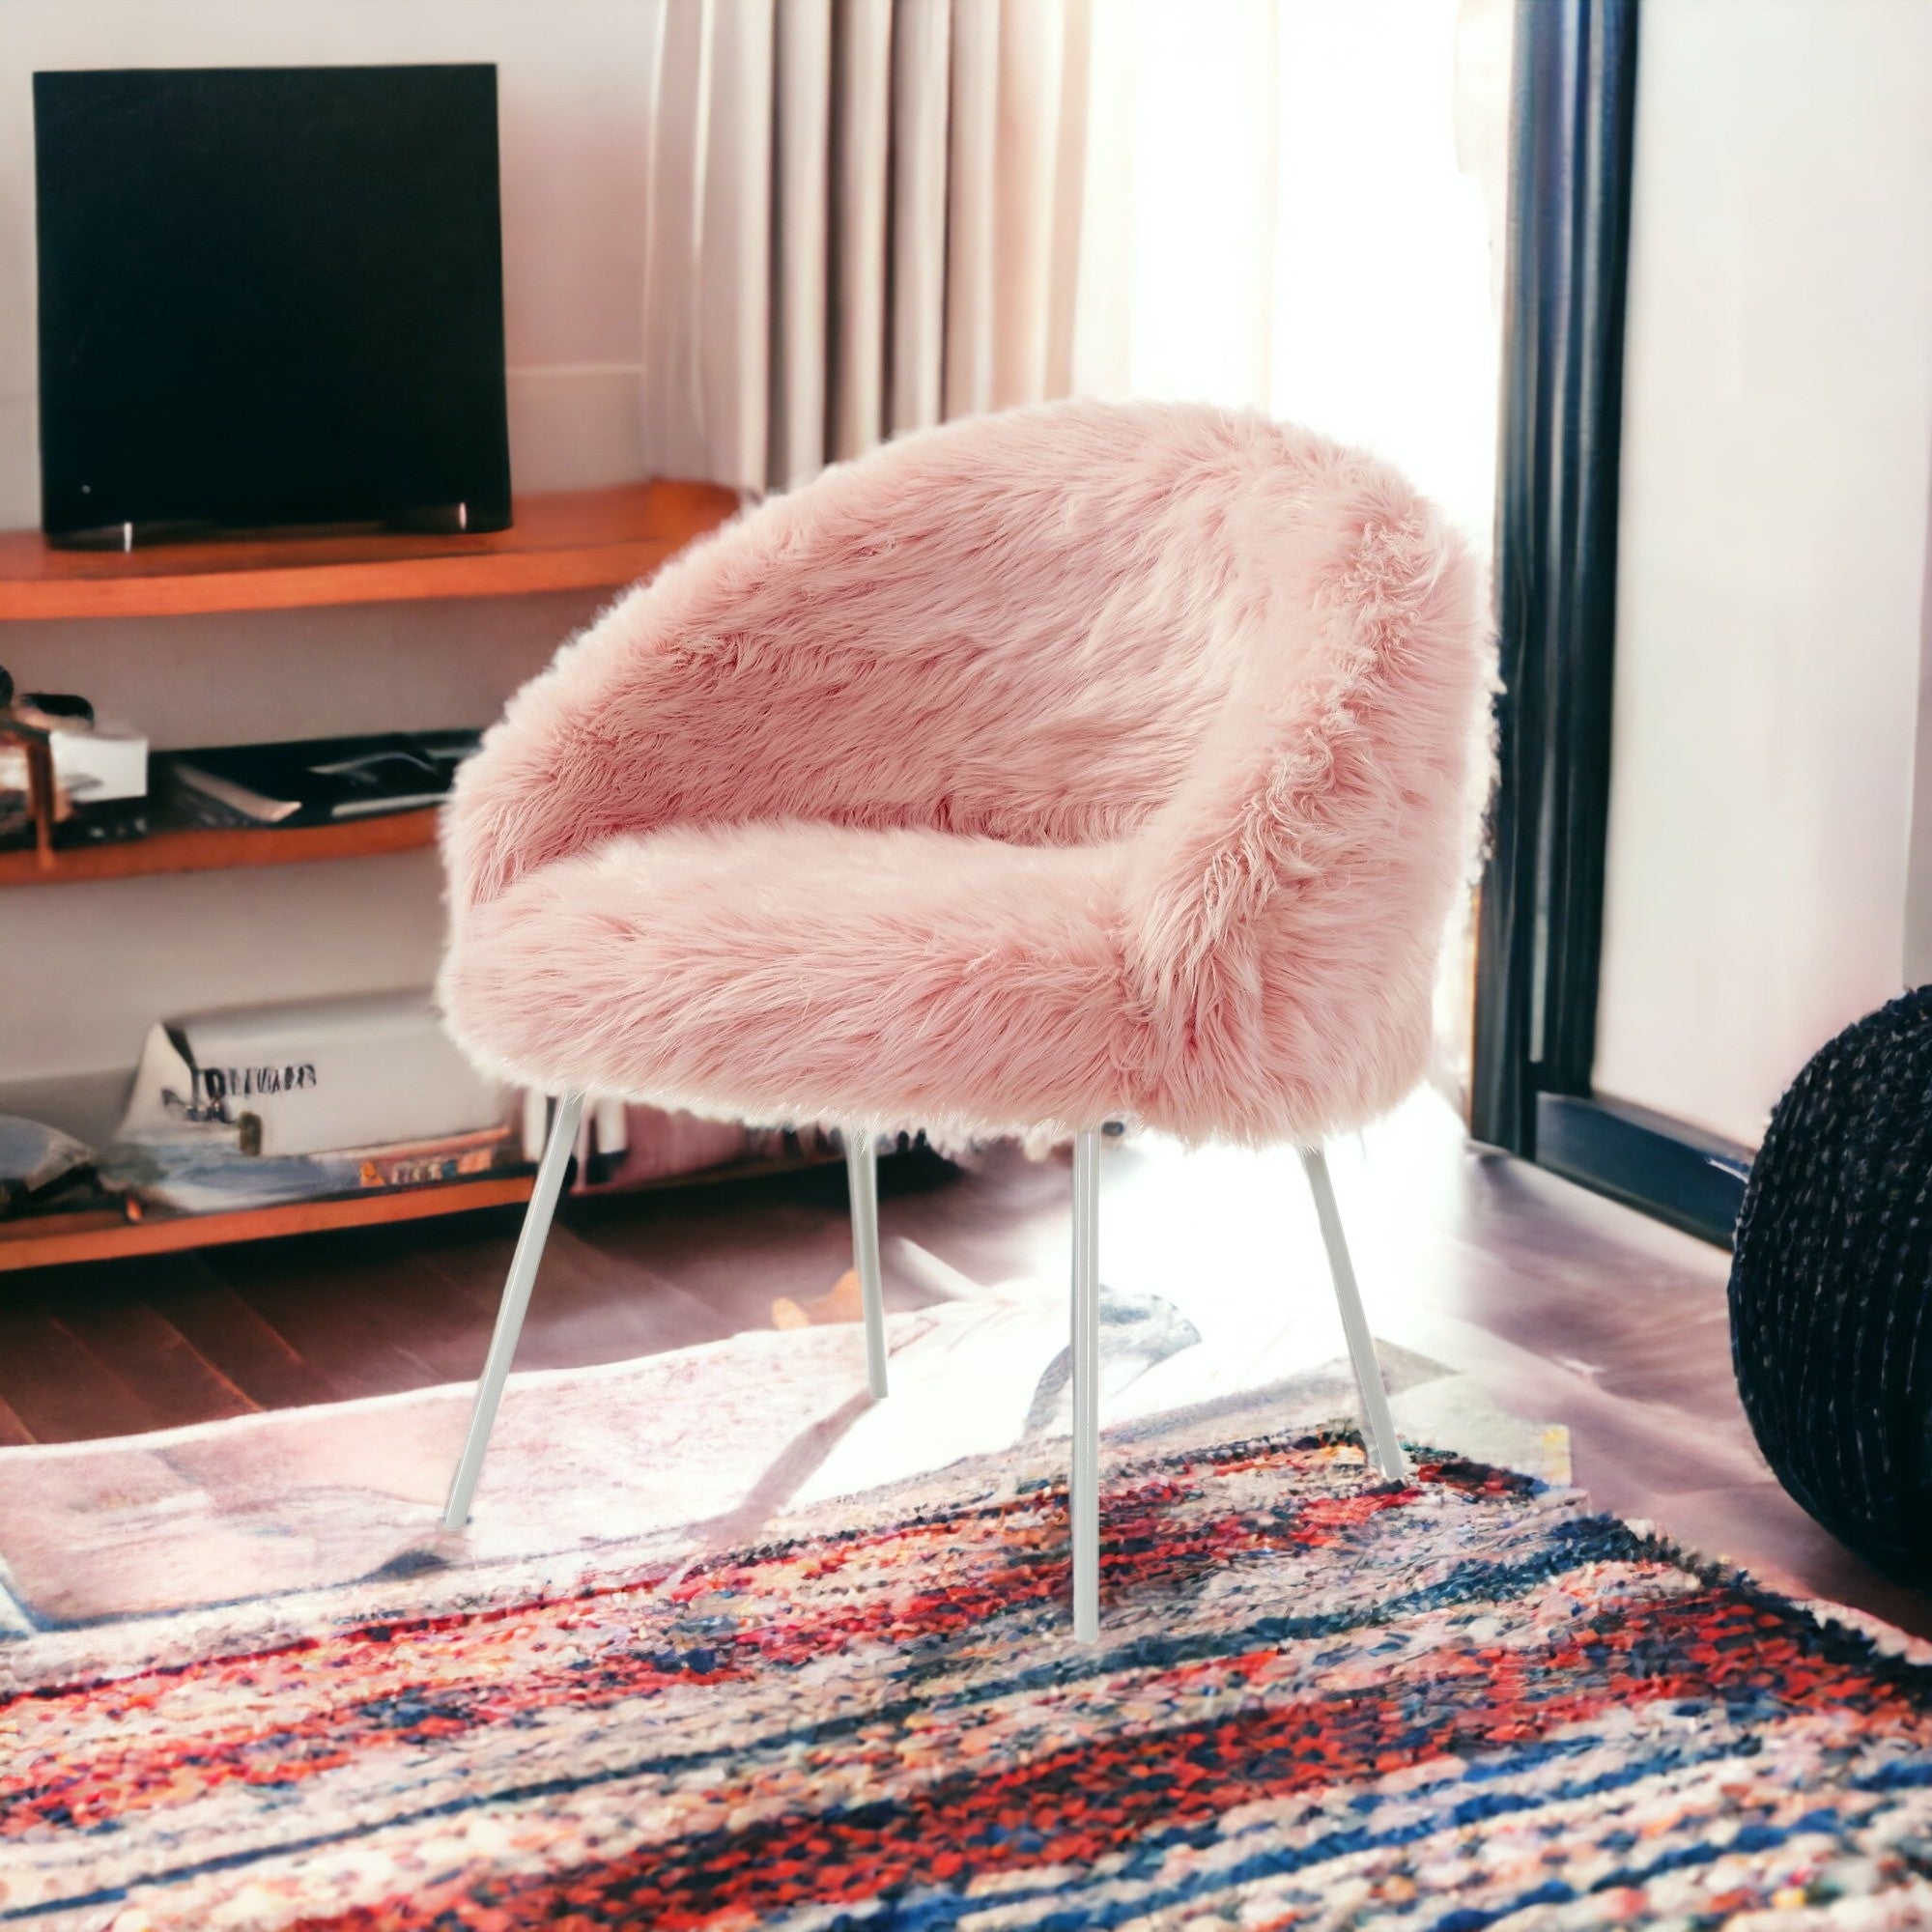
xmin=0 ymin=723 xmax=148 ymax=803
xmin=117 ymin=989 xmax=501 ymax=1157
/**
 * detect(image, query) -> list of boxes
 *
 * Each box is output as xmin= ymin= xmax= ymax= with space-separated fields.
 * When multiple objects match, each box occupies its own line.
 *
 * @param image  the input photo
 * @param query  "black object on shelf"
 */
xmin=1730 ymin=986 xmax=1932 ymax=1588
xmin=0 ymin=797 xmax=150 ymax=855
xmin=162 ymin=732 xmax=481 ymax=827
xmin=34 ymin=65 xmax=511 ymax=545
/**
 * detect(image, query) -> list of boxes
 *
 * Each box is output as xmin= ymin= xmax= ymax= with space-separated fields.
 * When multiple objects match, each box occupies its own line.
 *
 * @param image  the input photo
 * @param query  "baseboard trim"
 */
xmin=1535 ymin=1092 xmax=1751 ymax=1248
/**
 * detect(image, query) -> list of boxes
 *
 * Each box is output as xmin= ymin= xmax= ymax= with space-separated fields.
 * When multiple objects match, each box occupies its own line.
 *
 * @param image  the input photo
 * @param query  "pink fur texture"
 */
xmin=440 ymin=399 xmax=1489 ymax=1147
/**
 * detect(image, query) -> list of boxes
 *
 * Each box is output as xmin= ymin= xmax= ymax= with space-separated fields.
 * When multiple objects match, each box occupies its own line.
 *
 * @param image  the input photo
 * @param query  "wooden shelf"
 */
xmin=0 ymin=806 xmax=440 ymax=888
xmin=2 ymin=478 xmax=742 ymax=1264
xmin=0 ymin=1171 xmax=535 ymax=1273
xmin=0 ymin=478 xmax=740 ymax=622
xmin=0 ymin=1148 xmax=841 ymax=1273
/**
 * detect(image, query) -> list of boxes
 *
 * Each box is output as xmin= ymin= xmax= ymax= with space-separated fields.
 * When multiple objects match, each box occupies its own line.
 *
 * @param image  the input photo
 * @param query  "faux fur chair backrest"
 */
xmin=444 ymin=398 xmax=1490 ymax=1141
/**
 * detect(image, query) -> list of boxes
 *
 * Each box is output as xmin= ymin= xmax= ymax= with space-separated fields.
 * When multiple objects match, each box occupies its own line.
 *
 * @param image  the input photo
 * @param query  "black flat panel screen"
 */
xmin=34 ymin=65 xmax=511 ymax=542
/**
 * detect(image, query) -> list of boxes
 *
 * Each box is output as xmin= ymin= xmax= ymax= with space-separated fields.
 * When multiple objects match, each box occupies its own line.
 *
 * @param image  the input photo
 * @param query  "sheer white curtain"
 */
xmin=1104 ymin=0 xmax=1511 ymax=537
xmin=639 ymin=0 xmax=1509 ymax=539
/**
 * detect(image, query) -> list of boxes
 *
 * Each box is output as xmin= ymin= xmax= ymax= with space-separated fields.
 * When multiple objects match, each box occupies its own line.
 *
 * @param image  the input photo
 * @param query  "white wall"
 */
xmin=1594 ymin=0 xmax=1932 ymax=1150
xmin=0 ymin=2 xmax=661 ymax=1114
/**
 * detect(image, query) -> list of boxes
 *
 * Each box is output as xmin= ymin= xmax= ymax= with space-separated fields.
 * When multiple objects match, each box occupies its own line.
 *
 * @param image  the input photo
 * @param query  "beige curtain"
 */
xmin=639 ymin=0 xmax=1106 ymax=494
xmin=639 ymin=0 xmax=1509 ymax=536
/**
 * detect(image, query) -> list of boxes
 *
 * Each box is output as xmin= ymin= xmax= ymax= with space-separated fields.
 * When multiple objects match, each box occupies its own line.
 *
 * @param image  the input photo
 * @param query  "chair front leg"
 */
xmin=845 ymin=1131 xmax=888 ymax=1398
xmin=441 ymin=1091 xmax=585 ymax=1530
xmin=1069 ymin=1126 xmax=1102 ymax=1641
xmin=1298 ymin=1145 xmax=1408 ymax=1483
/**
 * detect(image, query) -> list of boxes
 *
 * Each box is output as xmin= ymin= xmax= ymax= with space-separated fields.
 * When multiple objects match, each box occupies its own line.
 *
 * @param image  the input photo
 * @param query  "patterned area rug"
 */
xmin=0 ymin=1284 xmax=1561 ymax=1636
xmin=7 ymin=1422 xmax=1932 ymax=1929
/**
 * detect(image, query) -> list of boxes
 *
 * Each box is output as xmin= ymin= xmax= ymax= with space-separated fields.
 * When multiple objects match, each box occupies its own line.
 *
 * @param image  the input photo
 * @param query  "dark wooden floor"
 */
xmin=2 ymin=1098 xmax=1926 ymax=1638
xmin=0 ymin=1155 xmax=945 ymax=1444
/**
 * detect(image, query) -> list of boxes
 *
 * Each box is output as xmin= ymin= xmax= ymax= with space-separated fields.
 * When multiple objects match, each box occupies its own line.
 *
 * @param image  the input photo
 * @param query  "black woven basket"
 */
xmin=1730 ymin=985 xmax=1932 ymax=1586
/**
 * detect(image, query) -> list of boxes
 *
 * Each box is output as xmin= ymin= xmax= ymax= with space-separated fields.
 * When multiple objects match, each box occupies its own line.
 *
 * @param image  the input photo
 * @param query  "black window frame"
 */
xmin=1470 ymin=0 xmax=1752 ymax=1246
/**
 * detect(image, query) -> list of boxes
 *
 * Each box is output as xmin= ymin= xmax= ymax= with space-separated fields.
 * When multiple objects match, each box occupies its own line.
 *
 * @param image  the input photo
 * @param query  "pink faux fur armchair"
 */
xmin=437 ymin=398 xmax=1489 ymax=1640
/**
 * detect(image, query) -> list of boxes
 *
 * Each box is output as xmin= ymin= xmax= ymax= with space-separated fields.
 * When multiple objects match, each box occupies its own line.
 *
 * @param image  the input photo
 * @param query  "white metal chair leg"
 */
xmin=1299 ymin=1145 xmax=1408 ymax=1483
xmin=846 ymin=1132 xmax=888 ymax=1398
xmin=441 ymin=1091 xmax=585 ymax=1529
xmin=1069 ymin=1127 xmax=1102 ymax=1641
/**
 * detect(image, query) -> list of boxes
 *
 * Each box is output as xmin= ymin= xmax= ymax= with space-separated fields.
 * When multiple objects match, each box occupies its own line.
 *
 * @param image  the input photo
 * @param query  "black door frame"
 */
xmin=1469 ymin=0 xmax=1751 ymax=1246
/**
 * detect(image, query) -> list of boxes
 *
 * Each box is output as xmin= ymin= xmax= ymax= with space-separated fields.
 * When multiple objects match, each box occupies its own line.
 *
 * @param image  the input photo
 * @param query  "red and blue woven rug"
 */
xmin=6 ymin=1426 xmax=1932 ymax=1928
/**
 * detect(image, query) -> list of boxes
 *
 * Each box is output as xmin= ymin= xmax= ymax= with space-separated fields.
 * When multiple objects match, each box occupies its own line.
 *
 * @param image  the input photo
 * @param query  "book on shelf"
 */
xmin=161 ymin=730 xmax=480 ymax=827
xmin=98 ymin=1123 xmax=516 ymax=1217
xmin=355 ymin=1126 xmax=510 ymax=1191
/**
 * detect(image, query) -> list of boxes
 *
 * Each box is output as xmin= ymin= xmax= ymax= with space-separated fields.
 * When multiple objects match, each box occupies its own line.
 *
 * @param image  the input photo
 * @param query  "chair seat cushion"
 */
xmin=440 ymin=820 xmax=1139 ymax=1139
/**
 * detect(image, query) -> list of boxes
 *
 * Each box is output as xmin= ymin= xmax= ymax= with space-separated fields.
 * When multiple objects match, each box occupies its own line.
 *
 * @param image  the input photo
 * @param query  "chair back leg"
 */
xmin=440 ymin=1091 xmax=585 ymax=1530
xmin=845 ymin=1134 xmax=889 ymax=1397
xmin=1298 ymin=1145 xmax=1409 ymax=1482
xmin=1069 ymin=1126 xmax=1102 ymax=1640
